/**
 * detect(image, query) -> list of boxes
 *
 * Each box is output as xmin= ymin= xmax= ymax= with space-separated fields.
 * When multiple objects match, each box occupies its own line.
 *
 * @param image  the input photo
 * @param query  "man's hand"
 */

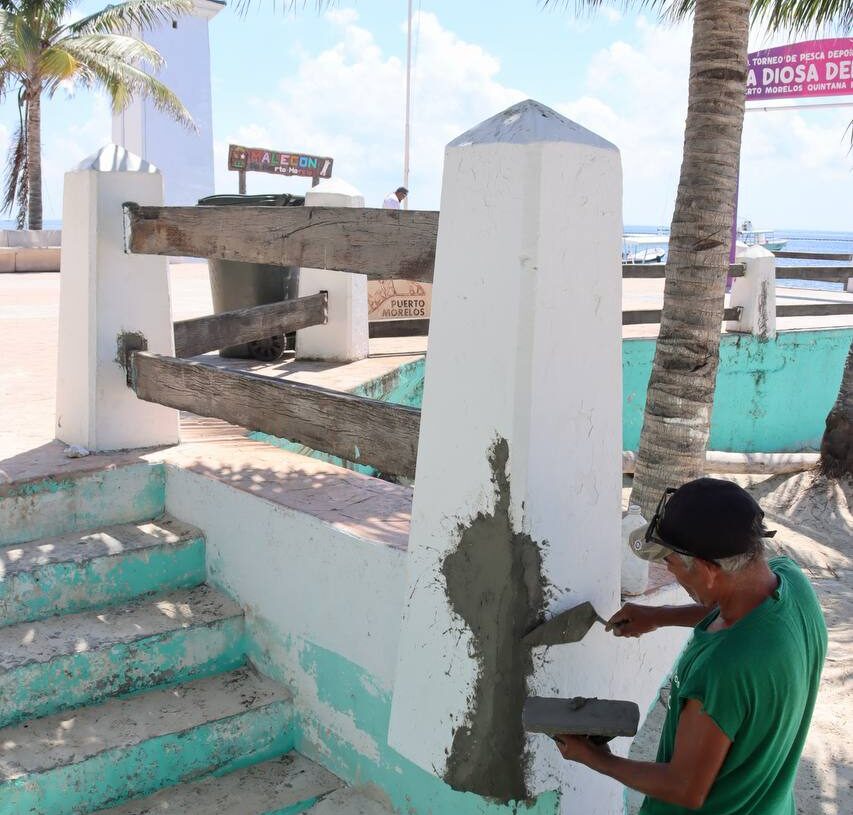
xmin=607 ymin=603 xmax=661 ymax=637
xmin=553 ymin=735 xmax=611 ymax=765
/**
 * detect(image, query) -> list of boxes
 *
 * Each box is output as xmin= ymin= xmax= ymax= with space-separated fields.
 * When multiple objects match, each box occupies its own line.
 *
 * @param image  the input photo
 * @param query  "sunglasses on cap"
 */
xmin=644 ymin=487 xmax=721 ymax=566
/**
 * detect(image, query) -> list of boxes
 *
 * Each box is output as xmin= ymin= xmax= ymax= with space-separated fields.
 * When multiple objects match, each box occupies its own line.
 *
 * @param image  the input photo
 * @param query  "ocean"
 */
xmin=625 ymin=226 xmax=853 ymax=291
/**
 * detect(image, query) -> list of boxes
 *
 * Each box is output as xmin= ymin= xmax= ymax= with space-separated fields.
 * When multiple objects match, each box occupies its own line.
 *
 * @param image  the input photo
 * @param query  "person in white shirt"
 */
xmin=382 ymin=186 xmax=408 ymax=209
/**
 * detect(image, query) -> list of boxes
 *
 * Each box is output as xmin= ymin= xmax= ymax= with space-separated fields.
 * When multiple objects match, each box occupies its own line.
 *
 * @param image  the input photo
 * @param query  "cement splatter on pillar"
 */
xmin=441 ymin=437 xmax=546 ymax=802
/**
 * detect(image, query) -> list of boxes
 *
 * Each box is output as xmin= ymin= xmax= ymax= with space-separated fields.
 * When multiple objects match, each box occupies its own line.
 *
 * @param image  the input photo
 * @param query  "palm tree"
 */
xmin=0 ymin=0 xmax=193 ymax=230
xmin=820 ymin=339 xmax=852 ymax=478
xmin=549 ymin=1 xmax=852 ymax=514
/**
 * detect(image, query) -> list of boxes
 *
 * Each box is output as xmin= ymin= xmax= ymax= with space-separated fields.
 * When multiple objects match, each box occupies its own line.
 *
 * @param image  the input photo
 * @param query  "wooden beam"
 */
xmin=174 ymin=293 xmax=328 ymax=358
xmin=774 ymin=250 xmax=853 ymax=261
xmin=622 ymin=307 xmax=742 ymax=326
xmin=123 ymin=203 xmax=438 ymax=282
xmin=776 ymin=303 xmax=853 ymax=318
xmin=130 ymin=352 xmax=420 ymax=479
xmin=369 ymin=318 xmax=430 ymax=339
xmin=775 ymin=266 xmax=853 ymax=284
xmin=621 ymin=264 xmax=745 ymax=279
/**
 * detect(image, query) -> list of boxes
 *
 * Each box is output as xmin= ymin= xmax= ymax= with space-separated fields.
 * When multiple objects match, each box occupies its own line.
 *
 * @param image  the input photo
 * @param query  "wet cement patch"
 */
xmin=441 ymin=438 xmax=546 ymax=802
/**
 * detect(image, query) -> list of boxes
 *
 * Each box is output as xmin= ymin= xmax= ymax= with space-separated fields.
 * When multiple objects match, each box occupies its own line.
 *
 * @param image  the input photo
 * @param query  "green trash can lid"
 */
xmin=198 ymin=193 xmax=305 ymax=207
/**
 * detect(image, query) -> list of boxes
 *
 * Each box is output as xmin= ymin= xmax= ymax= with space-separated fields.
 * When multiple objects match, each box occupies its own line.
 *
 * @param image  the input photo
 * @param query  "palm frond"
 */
xmin=540 ymin=1 xmax=853 ymax=28
xmin=2 ymin=113 xmax=27 ymax=228
xmin=232 ymin=0 xmax=335 ymax=15
xmin=751 ymin=0 xmax=853 ymax=34
xmin=68 ymin=0 xmax=193 ymax=36
xmin=63 ymin=43 xmax=195 ymax=129
xmin=55 ymin=32 xmax=165 ymax=72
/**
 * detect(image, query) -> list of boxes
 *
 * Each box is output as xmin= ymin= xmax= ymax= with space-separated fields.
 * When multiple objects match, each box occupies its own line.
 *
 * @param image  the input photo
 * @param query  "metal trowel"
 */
xmin=522 ymin=601 xmax=617 ymax=648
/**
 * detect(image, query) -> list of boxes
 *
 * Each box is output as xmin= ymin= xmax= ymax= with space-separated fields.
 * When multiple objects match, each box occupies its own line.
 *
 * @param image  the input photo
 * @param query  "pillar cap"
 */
xmin=449 ymin=98 xmax=617 ymax=151
xmin=74 ymin=144 xmax=159 ymax=174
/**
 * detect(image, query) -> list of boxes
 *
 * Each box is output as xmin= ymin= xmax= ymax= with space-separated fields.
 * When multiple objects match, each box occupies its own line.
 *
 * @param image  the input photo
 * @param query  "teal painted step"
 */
xmin=93 ymin=752 xmax=345 ymax=815
xmin=0 ymin=515 xmax=206 ymax=626
xmin=0 ymin=667 xmax=294 ymax=815
xmin=0 ymin=462 xmax=166 ymax=546
xmin=0 ymin=585 xmax=244 ymax=728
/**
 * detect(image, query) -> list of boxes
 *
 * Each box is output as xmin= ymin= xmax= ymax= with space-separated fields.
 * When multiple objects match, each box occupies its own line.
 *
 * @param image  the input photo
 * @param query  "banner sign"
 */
xmin=367 ymin=280 xmax=432 ymax=322
xmin=746 ymin=38 xmax=853 ymax=102
xmin=228 ymin=144 xmax=334 ymax=179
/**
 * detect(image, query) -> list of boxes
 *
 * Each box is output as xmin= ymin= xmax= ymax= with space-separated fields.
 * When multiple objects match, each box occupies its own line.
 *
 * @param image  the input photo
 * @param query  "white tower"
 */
xmin=112 ymin=0 xmax=223 ymax=205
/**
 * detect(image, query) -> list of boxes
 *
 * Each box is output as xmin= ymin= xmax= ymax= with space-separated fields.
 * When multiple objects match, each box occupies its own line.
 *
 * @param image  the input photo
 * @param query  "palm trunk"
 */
xmin=630 ymin=0 xmax=751 ymax=516
xmin=25 ymin=84 xmax=42 ymax=230
xmin=819 ymin=339 xmax=852 ymax=478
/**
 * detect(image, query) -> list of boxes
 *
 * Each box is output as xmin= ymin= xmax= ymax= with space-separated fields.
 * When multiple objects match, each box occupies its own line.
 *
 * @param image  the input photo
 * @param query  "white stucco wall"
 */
xmin=164 ymin=466 xmax=408 ymax=688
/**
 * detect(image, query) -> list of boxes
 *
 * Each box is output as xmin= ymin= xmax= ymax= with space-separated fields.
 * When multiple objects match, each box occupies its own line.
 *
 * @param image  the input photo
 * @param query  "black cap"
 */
xmin=654 ymin=477 xmax=771 ymax=561
xmin=633 ymin=477 xmax=775 ymax=562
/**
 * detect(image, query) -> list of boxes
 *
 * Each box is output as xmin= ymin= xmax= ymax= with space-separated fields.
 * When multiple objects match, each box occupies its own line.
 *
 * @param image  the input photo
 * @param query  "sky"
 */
xmin=1 ymin=0 xmax=851 ymax=230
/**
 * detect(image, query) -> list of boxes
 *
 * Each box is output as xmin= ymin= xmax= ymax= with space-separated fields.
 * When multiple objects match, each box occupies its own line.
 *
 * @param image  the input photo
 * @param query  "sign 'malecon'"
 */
xmin=228 ymin=144 xmax=334 ymax=182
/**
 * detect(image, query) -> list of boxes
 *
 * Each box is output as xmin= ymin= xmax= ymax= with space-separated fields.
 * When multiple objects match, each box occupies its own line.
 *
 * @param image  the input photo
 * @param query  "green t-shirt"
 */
xmin=639 ymin=557 xmax=827 ymax=815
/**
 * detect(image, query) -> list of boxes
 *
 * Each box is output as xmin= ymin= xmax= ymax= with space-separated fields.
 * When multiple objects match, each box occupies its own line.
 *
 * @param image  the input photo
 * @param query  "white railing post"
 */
xmin=296 ymin=179 xmax=369 ymax=362
xmin=55 ymin=145 xmax=179 ymax=451
xmin=387 ymin=100 xmax=625 ymax=812
xmin=727 ymin=245 xmax=777 ymax=339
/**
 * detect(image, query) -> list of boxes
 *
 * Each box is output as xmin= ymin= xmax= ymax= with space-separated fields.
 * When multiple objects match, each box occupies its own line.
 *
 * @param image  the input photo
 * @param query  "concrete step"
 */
xmin=0 ymin=585 xmax=244 ymax=728
xmin=0 ymin=666 xmax=294 ymax=815
xmin=0 ymin=515 xmax=206 ymax=626
xmin=0 ymin=461 xmax=166 ymax=547
xmin=306 ymin=788 xmax=395 ymax=814
xmin=92 ymin=752 xmax=343 ymax=815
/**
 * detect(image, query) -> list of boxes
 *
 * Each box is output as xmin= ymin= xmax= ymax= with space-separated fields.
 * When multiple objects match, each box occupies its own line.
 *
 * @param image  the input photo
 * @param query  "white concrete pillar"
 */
xmin=55 ymin=145 xmax=179 ymax=451
xmin=387 ymin=100 xmax=625 ymax=811
xmin=727 ymin=245 xmax=777 ymax=339
xmin=296 ymin=179 xmax=369 ymax=362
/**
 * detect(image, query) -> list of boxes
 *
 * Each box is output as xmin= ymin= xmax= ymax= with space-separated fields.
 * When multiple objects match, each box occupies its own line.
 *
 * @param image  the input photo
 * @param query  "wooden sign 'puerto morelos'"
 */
xmin=228 ymin=144 xmax=333 ymax=191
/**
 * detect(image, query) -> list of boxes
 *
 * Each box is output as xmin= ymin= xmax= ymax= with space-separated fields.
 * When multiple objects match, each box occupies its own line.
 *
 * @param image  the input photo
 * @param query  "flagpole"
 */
xmin=403 ymin=0 xmax=413 ymax=210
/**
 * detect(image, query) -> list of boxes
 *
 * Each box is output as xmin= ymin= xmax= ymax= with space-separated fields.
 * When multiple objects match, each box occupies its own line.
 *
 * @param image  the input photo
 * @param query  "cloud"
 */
xmin=556 ymin=16 xmax=853 ymax=229
xmin=218 ymin=9 xmax=524 ymax=208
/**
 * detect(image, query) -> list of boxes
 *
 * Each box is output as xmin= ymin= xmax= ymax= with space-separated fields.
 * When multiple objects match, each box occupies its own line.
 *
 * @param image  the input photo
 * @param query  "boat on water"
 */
xmin=623 ymin=233 xmax=668 ymax=264
xmin=738 ymin=220 xmax=788 ymax=252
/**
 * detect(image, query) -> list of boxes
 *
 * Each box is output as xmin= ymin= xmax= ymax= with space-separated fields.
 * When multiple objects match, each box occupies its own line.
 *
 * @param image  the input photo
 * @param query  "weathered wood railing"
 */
xmin=117 ymin=199 xmax=853 ymax=482
xmin=174 ymin=293 xmax=328 ymax=358
xmin=128 ymin=351 xmax=420 ymax=479
xmin=124 ymin=203 xmax=437 ymax=282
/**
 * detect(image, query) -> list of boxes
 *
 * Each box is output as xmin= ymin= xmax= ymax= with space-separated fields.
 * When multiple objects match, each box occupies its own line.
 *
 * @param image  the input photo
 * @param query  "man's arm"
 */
xmin=555 ymin=699 xmax=731 ymax=809
xmin=607 ymin=603 xmax=715 ymax=637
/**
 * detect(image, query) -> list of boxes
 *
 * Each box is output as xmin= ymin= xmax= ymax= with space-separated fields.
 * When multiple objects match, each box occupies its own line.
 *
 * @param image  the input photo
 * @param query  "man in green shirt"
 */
xmin=554 ymin=477 xmax=827 ymax=814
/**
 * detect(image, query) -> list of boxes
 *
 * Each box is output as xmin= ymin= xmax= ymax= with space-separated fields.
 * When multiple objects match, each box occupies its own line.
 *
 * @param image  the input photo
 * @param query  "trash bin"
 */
xmin=198 ymin=193 xmax=305 ymax=361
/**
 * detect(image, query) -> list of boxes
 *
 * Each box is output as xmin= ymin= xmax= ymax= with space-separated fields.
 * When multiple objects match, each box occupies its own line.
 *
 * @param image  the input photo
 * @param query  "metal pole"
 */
xmin=238 ymin=170 xmax=246 ymax=195
xmin=403 ymin=0 xmax=413 ymax=210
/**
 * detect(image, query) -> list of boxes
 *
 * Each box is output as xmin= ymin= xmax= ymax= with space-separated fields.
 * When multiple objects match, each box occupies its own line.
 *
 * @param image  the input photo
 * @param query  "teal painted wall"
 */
xmin=255 ymin=328 xmax=849 ymax=458
xmin=245 ymin=617 xmax=559 ymax=815
xmin=623 ymin=328 xmax=852 ymax=453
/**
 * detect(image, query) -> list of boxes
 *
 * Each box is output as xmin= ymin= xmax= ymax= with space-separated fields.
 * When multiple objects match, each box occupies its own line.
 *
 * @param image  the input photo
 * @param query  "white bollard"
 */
xmin=387 ymin=100 xmax=624 ymax=811
xmin=846 ymin=276 xmax=852 ymax=294
xmin=296 ymin=179 xmax=369 ymax=362
xmin=55 ymin=145 xmax=179 ymax=451
xmin=727 ymin=245 xmax=777 ymax=339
